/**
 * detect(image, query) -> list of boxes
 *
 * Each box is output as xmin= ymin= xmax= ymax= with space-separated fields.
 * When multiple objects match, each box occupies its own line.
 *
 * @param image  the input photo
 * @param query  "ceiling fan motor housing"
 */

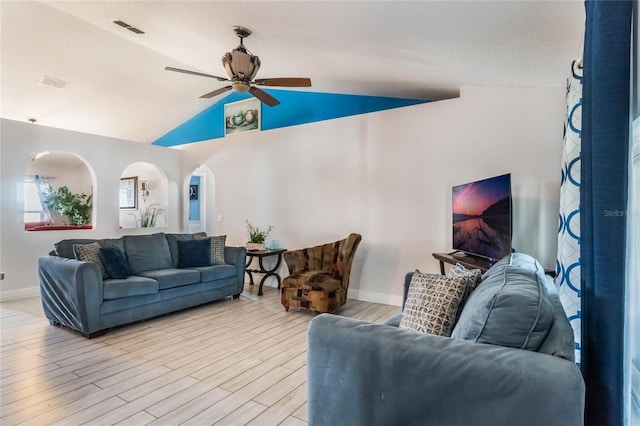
xmin=222 ymin=50 xmax=261 ymax=83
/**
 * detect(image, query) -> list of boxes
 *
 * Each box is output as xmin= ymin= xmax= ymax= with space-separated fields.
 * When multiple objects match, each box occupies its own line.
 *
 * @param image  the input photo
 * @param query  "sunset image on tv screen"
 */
xmin=452 ymin=174 xmax=511 ymax=260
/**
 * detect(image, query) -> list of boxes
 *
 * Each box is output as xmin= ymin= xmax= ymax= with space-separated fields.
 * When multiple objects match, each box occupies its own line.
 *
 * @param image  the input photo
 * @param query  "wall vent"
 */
xmin=39 ymin=76 xmax=68 ymax=89
xmin=113 ymin=20 xmax=145 ymax=35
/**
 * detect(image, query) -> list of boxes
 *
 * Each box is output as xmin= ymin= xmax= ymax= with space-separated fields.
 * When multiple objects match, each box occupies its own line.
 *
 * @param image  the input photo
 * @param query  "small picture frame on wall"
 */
xmin=119 ymin=176 xmax=137 ymax=209
xmin=189 ymin=184 xmax=198 ymax=200
xmin=224 ymin=98 xmax=261 ymax=136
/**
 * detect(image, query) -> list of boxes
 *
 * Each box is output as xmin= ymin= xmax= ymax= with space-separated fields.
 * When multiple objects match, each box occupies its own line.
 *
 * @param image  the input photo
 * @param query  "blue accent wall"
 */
xmin=153 ymin=90 xmax=429 ymax=147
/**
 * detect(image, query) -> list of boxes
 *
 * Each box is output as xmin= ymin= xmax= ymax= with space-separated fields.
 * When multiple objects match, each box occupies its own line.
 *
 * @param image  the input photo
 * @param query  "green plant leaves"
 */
xmin=245 ymin=220 xmax=273 ymax=243
xmin=42 ymin=185 xmax=92 ymax=226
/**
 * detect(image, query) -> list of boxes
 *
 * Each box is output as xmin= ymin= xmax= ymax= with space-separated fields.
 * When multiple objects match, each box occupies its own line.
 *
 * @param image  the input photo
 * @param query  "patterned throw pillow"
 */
xmin=194 ymin=234 xmax=226 ymax=265
xmin=210 ymin=235 xmax=226 ymax=265
xmin=399 ymin=270 xmax=469 ymax=336
xmin=73 ymin=242 xmax=110 ymax=280
xmin=448 ymin=263 xmax=482 ymax=292
xmin=447 ymin=263 xmax=482 ymax=321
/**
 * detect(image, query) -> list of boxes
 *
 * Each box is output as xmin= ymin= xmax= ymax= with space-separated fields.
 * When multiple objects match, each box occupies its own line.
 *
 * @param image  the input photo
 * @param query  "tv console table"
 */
xmin=432 ymin=252 xmax=556 ymax=277
xmin=432 ymin=252 xmax=496 ymax=275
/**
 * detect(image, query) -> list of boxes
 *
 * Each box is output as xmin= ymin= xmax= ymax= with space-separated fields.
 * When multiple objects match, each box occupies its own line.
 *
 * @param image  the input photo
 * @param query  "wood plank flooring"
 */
xmin=0 ymin=284 xmax=400 ymax=425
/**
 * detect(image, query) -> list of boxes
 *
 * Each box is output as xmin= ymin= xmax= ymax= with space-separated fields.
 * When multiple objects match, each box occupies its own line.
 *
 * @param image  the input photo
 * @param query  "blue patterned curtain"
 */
xmin=581 ymin=1 xmax=632 ymax=424
xmin=556 ymin=61 xmax=582 ymax=365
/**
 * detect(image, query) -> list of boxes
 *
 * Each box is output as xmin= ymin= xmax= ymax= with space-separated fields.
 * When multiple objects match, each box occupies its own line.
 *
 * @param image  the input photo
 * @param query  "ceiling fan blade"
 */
xmin=165 ymin=66 xmax=229 ymax=82
xmin=199 ymin=86 xmax=233 ymax=99
xmin=254 ymin=77 xmax=312 ymax=87
xmin=249 ymin=86 xmax=280 ymax=106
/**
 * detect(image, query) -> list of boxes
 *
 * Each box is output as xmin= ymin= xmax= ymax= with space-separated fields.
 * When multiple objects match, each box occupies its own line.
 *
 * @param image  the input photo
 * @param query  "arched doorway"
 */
xmin=186 ymin=165 xmax=215 ymax=234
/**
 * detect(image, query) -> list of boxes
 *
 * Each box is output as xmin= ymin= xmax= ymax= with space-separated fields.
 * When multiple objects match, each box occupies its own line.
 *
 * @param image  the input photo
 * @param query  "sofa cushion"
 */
xmin=73 ymin=242 xmax=110 ymax=280
xmin=57 ymin=239 xmax=98 ymax=258
xmin=56 ymin=238 xmax=124 ymax=259
xmin=103 ymin=276 xmax=159 ymax=300
xmin=166 ymin=232 xmax=208 ymax=267
xmin=195 ymin=234 xmax=226 ymax=265
xmin=451 ymin=257 xmax=554 ymax=351
xmin=399 ymin=270 xmax=469 ymax=336
xmin=384 ymin=313 xmax=404 ymax=327
xmin=123 ymin=234 xmax=173 ymax=274
xmin=191 ymin=264 xmax=237 ymax=282
xmin=99 ymin=246 xmax=131 ymax=279
xmin=536 ymin=275 xmax=577 ymax=361
xmin=177 ymin=238 xmax=211 ymax=268
xmin=137 ymin=268 xmax=201 ymax=290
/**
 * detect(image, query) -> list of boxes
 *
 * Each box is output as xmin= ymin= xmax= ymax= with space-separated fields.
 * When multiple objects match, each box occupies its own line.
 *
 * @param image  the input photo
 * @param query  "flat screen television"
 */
xmin=452 ymin=173 xmax=512 ymax=262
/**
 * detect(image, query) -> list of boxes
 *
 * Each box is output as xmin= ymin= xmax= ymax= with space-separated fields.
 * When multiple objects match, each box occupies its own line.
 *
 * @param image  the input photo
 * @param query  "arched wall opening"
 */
xmin=24 ymin=150 xmax=96 ymax=231
xmin=119 ymin=162 xmax=169 ymax=229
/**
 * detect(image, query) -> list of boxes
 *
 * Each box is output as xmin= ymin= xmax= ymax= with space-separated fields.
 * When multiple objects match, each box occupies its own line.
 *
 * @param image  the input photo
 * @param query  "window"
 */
xmin=23 ymin=179 xmax=45 ymax=223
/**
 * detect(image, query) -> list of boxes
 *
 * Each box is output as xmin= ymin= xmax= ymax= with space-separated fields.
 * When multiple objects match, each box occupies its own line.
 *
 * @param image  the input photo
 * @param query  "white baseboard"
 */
xmin=255 ymin=279 xmax=403 ymax=307
xmin=0 ymin=286 xmax=40 ymax=302
xmin=348 ymin=288 xmax=403 ymax=307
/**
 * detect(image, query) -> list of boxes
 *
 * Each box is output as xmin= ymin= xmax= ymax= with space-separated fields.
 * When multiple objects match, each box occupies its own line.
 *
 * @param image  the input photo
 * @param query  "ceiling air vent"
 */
xmin=39 ymin=76 xmax=68 ymax=88
xmin=113 ymin=20 xmax=145 ymax=35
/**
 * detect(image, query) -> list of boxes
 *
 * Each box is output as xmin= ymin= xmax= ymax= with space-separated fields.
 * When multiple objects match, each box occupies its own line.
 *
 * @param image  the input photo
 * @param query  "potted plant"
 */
xmin=42 ymin=185 xmax=92 ymax=226
xmin=245 ymin=220 xmax=273 ymax=251
xmin=129 ymin=201 xmax=164 ymax=228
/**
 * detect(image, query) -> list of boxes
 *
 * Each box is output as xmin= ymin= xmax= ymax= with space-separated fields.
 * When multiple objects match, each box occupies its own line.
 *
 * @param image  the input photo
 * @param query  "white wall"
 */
xmin=182 ymin=86 xmax=565 ymax=305
xmin=0 ymin=119 xmax=183 ymax=300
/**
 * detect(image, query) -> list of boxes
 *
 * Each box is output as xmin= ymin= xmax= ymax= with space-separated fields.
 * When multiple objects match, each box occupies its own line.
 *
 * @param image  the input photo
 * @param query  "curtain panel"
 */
xmin=581 ymin=1 xmax=632 ymax=424
xmin=557 ymin=61 xmax=583 ymax=365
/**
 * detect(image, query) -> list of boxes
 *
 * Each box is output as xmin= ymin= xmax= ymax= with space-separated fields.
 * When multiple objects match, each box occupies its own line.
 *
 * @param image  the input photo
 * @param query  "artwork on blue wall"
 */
xmin=152 ymin=90 xmax=430 ymax=147
xmin=225 ymin=98 xmax=260 ymax=136
xmin=189 ymin=184 xmax=198 ymax=200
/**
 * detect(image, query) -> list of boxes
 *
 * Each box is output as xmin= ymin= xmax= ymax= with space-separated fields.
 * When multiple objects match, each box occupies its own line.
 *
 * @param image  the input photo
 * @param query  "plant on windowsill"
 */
xmin=245 ymin=220 xmax=273 ymax=251
xmin=42 ymin=185 xmax=92 ymax=226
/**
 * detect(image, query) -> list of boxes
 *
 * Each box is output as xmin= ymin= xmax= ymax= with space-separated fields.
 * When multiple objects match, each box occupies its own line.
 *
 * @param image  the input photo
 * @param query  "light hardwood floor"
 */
xmin=0 ymin=283 xmax=400 ymax=425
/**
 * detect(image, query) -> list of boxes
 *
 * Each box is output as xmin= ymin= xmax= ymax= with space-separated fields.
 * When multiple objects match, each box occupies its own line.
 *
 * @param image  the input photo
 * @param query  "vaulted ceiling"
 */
xmin=1 ymin=1 xmax=585 ymax=144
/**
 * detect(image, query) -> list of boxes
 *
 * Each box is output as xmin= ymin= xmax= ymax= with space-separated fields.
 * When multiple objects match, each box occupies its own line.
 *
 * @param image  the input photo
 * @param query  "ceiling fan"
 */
xmin=165 ymin=26 xmax=311 ymax=107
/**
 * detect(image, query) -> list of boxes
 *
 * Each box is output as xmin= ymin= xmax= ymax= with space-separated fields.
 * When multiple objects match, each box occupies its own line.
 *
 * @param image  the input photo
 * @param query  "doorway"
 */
xmin=187 ymin=165 xmax=214 ymax=234
xmin=188 ymin=174 xmax=204 ymax=233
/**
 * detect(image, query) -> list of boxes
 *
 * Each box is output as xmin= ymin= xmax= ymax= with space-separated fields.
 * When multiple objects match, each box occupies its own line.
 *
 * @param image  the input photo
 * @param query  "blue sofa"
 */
xmin=38 ymin=232 xmax=246 ymax=338
xmin=307 ymin=253 xmax=585 ymax=426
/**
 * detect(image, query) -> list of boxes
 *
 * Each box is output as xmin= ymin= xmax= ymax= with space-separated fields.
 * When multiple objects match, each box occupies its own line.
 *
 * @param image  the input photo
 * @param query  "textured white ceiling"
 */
xmin=0 ymin=1 xmax=585 ymax=144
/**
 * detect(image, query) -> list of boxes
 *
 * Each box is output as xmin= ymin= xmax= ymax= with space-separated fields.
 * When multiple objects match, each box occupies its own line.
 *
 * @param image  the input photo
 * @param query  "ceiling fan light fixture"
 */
xmin=232 ymin=82 xmax=250 ymax=92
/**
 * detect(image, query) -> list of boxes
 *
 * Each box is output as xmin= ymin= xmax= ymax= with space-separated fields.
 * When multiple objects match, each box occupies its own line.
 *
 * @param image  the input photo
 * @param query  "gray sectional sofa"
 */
xmin=307 ymin=253 xmax=585 ymax=426
xmin=38 ymin=232 xmax=246 ymax=338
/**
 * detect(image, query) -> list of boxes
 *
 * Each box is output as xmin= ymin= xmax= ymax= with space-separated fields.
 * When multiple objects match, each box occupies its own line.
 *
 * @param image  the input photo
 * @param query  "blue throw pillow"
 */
xmin=177 ymin=238 xmax=212 ymax=268
xmin=99 ymin=246 xmax=130 ymax=279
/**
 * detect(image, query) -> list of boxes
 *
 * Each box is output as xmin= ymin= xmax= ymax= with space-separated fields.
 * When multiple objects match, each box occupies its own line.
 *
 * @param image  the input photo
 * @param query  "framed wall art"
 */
xmin=224 ymin=98 xmax=261 ymax=136
xmin=189 ymin=184 xmax=199 ymax=200
xmin=119 ymin=176 xmax=138 ymax=209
